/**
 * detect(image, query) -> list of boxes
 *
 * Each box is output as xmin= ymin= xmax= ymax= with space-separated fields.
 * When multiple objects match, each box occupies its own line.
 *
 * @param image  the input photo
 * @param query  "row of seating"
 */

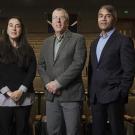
xmin=31 ymin=92 xmax=135 ymax=135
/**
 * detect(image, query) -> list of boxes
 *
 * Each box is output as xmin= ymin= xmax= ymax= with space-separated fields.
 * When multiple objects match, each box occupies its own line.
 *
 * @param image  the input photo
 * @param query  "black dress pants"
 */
xmin=0 ymin=106 xmax=31 ymax=135
xmin=91 ymin=100 xmax=125 ymax=135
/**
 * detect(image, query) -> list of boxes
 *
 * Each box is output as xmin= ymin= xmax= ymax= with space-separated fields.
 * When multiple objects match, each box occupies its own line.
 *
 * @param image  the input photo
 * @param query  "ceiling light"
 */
xmin=124 ymin=10 xmax=129 ymax=14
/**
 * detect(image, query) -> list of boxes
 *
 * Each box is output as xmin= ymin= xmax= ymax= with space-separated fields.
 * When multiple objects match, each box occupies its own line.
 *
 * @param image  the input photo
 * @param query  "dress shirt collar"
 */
xmin=54 ymin=30 xmax=69 ymax=42
xmin=100 ymin=28 xmax=115 ymax=39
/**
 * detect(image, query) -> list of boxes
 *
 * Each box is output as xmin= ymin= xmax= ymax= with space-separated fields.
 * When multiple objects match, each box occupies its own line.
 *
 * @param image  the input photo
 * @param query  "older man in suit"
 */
xmin=38 ymin=8 xmax=86 ymax=135
xmin=88 ymin=5 xmax=135 ymax=135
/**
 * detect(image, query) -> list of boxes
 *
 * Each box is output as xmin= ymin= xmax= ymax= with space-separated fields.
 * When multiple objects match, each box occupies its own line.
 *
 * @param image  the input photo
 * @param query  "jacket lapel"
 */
xmin=92 ymin=38 xmax=100 ymax=66
xmin=48 ymin=36 xmax=55 ymax=65
xmin=98 ymin=31 xmax=117 ymax=65
xmin=54 ymin=30 xmax=71 ymax=63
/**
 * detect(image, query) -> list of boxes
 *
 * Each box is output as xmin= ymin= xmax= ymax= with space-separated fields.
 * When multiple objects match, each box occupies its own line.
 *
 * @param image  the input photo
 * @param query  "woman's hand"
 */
xmin=10 ymin=90 xmax=23 ymax=101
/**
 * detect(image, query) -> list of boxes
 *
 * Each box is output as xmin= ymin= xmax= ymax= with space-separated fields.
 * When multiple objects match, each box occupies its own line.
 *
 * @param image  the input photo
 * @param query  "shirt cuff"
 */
xmin=54 ymin=80 xmax=62 ymax=89
xmin=0 ymin=86 xmax=10 ymax=94
xmin=19 ymin=85 xmax=28 ymax=93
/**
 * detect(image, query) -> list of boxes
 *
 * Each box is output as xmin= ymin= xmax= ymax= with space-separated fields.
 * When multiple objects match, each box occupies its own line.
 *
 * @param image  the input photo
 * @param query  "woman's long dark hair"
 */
xmin=0 ymin=16 xmax=33 ymax=68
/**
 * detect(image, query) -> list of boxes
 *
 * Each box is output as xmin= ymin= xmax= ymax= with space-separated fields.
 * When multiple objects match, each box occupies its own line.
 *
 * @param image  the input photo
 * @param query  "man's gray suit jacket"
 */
xmin=38 ymin=30 xmax=86 ymax=102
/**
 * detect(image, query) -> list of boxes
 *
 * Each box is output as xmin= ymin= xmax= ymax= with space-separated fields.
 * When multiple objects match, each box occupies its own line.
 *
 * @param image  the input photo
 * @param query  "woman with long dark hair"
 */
xmin=0 ymin=16 xmax=37 ymax=135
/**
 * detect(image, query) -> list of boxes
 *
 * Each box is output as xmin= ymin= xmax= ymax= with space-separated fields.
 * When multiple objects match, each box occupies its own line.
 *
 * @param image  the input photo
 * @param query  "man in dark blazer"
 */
xmin=88 ymin=5 xmax=135 ymax=135
xmin=38 ymin=8 xmax=86 ymax=135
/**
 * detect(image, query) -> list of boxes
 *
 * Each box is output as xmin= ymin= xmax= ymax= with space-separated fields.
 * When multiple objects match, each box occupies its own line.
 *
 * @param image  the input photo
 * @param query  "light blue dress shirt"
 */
xmin=96 ymin=28 xmax=115 ymax=61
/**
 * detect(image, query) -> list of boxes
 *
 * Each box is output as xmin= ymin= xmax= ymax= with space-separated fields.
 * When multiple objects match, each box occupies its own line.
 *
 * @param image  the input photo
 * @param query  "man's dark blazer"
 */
xmin=38 ymin=30 xmax=86 ymax=102
xmin=88 ymin=30 xmax=135 ymax=104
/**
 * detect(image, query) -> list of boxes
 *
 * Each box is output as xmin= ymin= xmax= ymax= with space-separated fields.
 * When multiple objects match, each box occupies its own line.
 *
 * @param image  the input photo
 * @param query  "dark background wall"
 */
xmin=0 ymin=0 xmax=135 ymax=37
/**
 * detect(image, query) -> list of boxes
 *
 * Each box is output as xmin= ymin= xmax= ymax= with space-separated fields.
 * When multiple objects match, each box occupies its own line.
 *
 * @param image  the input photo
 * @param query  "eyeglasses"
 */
xmin=52 ymin=16 xmax=66 ymax=21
